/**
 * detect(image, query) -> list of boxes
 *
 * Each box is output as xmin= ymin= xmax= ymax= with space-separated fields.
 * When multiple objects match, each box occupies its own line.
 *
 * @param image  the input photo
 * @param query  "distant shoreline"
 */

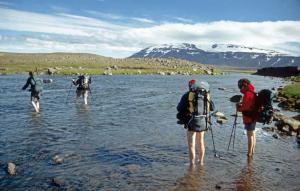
xmin=0 ymin=52 xmax=222 ymax=75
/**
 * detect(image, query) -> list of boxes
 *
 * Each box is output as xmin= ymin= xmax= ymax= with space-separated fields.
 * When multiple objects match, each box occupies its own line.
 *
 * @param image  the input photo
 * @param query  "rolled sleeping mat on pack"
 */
xmin=43 ymin=79 xmax=53 ymax=83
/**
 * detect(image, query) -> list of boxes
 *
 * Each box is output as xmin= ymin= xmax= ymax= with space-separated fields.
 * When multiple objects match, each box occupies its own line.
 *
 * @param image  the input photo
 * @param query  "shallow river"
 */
xmin=0 ymin=74 xmax=299 ymax=191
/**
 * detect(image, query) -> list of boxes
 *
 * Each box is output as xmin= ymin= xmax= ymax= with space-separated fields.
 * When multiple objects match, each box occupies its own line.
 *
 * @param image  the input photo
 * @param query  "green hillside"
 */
xmin=0 ymin=52 xmax=219 ymax=75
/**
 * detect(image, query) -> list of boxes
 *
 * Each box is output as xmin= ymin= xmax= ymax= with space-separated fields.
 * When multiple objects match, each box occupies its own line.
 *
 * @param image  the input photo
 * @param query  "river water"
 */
xmin=0 ymin=74 xmax=299 ymax=191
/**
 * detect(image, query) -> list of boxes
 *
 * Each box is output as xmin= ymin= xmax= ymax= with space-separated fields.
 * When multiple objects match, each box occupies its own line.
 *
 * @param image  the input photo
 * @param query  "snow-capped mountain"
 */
xmin=129 ymin=43 xmax=300 ymax=68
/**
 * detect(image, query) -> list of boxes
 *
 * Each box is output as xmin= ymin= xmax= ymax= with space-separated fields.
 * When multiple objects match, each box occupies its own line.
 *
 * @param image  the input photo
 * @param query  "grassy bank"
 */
xmin=0 ymin=52 xmax=220 ymax=75
xmin=218 ymin=66 xmax=257 ymax=74
xmin=279 ymin=76 xmax=300 ymax=110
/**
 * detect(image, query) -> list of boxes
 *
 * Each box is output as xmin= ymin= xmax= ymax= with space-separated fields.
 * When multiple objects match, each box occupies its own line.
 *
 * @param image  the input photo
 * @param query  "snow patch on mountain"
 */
xmin=130 ymin=43 xmax=299 ymax=68
xmin=202 ymin=44 xmax=284 ymax=56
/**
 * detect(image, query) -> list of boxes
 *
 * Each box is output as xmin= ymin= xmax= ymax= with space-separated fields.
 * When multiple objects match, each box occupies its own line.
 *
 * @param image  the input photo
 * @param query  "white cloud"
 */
xmin=131 ymin=17 xmax=155 ymax=24
xmin=174 ymin=17 xmax=193 ymax=23
xmin=0 ymin=7 xmax=299 ymax=58
xmin=85 ymin=10 xmax=123 ymax=20
xmin=50 ymin=6 xmax=70 ymax=13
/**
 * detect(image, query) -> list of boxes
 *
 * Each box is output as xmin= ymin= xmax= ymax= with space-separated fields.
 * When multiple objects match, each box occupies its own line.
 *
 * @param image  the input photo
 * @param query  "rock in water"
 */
xmin=47 ymin=68 xmax=56 ymax=75
xmin=214 ymin=111 xmax=225 ymax=118
xmin=230 ymin=95 xmax=242 ymax=103
xmin=127 ymin=164 xmax=141 ymax=174
xmin=296 ymin=135 xmax=300 ymax=144
xmin=215 ymin=184 xmax=222 ymax=189
xmin=272 ymin=134 xmax=279 ymax=139
xmin=217 ymin=118 xmax=227 ymax=124
xmin=7 ymin=162 xmax=16 ymax=175
xmin=51 ymin=178 xmax=64 ymax=187
xmin=53 ymin=155 xmax=64 ymax=164
xmin=43 ymin=79 xmax=53 ymax=83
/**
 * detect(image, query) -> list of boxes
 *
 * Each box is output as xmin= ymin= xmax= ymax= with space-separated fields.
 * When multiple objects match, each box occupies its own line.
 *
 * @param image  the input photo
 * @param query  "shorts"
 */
xmin=31 ymin=91 xmax=40 ymax=101
xmin=76 ymin=89 xmax=88 ymax=97
xmin=244 ymin=122 xmax=256 ymax=131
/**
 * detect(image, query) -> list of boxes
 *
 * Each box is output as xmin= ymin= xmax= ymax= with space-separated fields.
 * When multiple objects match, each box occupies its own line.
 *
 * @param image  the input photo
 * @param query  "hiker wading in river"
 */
xmin=237 ymin=78 xmax=257 ymax=157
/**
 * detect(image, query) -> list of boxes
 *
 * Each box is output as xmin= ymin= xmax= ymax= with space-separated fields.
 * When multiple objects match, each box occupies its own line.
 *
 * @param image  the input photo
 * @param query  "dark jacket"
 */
xmin=22 ymin=76 xmax=35 ymax=92
xmin=177 ymin=91 xmax=191 ymax=124
xmin=73 ymin=75 xmax=91 ymax=90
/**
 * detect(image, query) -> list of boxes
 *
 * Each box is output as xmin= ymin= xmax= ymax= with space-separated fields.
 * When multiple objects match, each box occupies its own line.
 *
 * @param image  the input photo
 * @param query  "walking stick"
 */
xmin=89 ymin=88 xmax=94 ymax=103
xmin=227 ymin=110 xmax=238 ymax=151
xmin=209 ymin=117 xmax=218 ymax=157
xmin=205 ymin=93 xmax=219 ymax=158
xmin=65 ymin=82 xmax=73 ymax=104
xmin=232 ymin=116 xmax=237 ymax=150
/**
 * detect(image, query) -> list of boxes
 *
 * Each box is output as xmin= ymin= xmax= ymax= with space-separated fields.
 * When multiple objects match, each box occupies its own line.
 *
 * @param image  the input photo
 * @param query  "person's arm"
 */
xmin=237 ymin=92 xmax=253 ymax=112
xmin=177 ymin=92 xmax=188 ymax=112
xmin=209 ymin=100 xmax=215 ymax=111
xmin=72 ymin=78 xmax=78 ymax=86
xmin=22 ymin=78 xmax=30 ymax=90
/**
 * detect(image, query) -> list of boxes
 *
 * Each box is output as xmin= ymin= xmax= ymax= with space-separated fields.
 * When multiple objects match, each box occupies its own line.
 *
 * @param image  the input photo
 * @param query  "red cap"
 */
xmin=188 ymin=79 xmax=196 ymax=88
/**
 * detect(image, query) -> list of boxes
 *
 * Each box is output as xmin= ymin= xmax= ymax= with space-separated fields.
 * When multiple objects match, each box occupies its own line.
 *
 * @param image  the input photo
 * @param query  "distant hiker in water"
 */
xmin=72 ymin=74 xmax=91 ymax=105
xmin=236 ymin=78 xmax=256 ymax=157
xmin=177 ymin=80 xmax=214 ymax=166
xmin=22 ymin=71 xmax=43 ymax=112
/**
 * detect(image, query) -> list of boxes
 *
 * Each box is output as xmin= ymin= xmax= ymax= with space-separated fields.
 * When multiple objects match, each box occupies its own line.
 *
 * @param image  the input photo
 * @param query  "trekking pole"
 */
xmin=232 ymin=117 xmax=237 ymax=150
xmin=209 ymin=117 xmax=218 ymax=157
xmin=227 ymin=110 xmax=238 ymax=151
xmin=205 ymin=94 xmax=219 ymax=158
xmin=65 ymin=82 xmax=73 ymax=104
xmin=89 ymin=88 xmax=94 ymax=103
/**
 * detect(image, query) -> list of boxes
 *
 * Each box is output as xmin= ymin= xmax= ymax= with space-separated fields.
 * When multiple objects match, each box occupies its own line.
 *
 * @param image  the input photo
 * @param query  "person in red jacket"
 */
xmin=236 ymin=78 xmax=256 ymax=157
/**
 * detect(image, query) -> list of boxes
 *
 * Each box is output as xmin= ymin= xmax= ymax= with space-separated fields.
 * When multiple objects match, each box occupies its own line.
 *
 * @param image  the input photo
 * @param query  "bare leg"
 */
xmin=187 ymin=131 xmax=196 ymax=165
xmin=247 ymin=130 xmax=255 ymax=157
xmin=31 ymin=101 xmax=39 ymax=112
xmin=252 ymin=131 xmax=256 ymax=155
xmin=36 ymin=101 xmax=40 ymax=111
xmin=83 ymin=91 xmax=88 ymax=105
xmin=196 ymin=132 xmax=205 ymax=165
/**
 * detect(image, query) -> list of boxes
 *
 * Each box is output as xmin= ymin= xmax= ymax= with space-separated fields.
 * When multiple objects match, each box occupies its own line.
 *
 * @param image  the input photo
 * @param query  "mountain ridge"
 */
xmin=130 ymin=43 xmax=300 ymax=68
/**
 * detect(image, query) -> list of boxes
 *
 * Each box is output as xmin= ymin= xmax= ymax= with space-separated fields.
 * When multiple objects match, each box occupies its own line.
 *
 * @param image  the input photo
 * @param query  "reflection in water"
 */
xmin=235 ymin=157 xmax=262 ymax=191
xmin=30 ymin=112 xmax=42 ymax=127
xmin=172 ymin=165 xmax=207 ymax=191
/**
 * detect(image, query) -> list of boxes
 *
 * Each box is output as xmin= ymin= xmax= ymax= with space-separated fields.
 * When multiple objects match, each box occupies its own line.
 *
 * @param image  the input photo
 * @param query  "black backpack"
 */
xmin=79 ymin=75 xmax=90 ymax=89
xmin=243 ymin=89 xmax=274 ymax=124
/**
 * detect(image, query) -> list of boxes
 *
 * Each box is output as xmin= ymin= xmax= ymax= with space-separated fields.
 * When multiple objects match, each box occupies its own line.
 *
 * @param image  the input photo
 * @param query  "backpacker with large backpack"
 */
xmin=79 ymin=75 xmax=90 ymax=90
xmin=187 ymin=90 xmax=210 ymax=132
xmin=242 ymin=89 xmax=274 ymax=124
xmin=177 ymin=81 xmax=214 ymax=131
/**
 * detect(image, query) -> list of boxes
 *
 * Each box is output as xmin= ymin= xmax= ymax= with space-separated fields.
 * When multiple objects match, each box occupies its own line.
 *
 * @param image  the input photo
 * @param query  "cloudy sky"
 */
xmin=0 ymin=0 xmax=300 ymax=58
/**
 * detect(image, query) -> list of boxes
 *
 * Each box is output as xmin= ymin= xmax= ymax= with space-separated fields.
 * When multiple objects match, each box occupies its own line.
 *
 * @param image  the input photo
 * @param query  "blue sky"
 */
xmin=0 ymin=0 xmax=299 ymax=58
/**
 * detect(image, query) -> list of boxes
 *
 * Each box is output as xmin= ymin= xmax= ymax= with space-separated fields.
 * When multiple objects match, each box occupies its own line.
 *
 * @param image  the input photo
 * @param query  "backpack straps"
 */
xmin=193 ymin=92 xmax=199 ymax=115
xmin=189 ymin=91 xmax=212 ymax=116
